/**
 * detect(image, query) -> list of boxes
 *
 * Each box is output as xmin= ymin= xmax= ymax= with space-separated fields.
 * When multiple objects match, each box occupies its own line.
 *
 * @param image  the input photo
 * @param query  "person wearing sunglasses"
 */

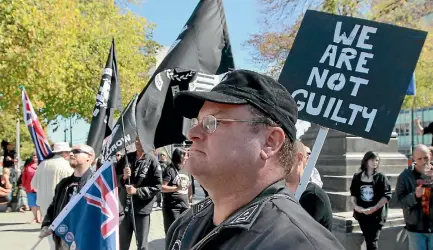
xmin=166 ymin=70 xmax=345 ymax=250
xmin=39 ymin=144 xmax=95 ymax=249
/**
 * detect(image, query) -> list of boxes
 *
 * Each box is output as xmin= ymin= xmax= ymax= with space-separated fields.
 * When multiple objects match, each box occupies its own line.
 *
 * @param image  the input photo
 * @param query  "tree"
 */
xmin=0 ymin=0 xmax=160 ymax=123
xmin=0 ymin=111 xmax=36 ymax=160
xmin=246 ymin=0 xmax=433 ymax=108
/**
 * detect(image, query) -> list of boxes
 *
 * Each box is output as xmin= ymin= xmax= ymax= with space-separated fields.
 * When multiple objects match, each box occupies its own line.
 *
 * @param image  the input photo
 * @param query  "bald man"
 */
xmin=39 ymin=144 xmax=96 ymax=250
xmin=304 ymin=146 xmax=323 ymax=187
xmin=396 ymin=144 xmax=433 ymax=250
xmin=285 ymin=141 xmax=333 ymax=231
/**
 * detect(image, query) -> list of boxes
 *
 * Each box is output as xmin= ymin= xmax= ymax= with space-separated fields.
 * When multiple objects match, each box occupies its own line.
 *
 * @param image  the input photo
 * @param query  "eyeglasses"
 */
xmin=191 ymin=114 xmax=265 ymax=134
xmin=71 ymin=149 xmax=91 ymax=156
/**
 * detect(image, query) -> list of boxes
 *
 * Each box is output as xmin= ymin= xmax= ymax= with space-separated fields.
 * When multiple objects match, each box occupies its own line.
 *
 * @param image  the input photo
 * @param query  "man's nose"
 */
xmin=187 ymin=123 xmax=205 ymax=142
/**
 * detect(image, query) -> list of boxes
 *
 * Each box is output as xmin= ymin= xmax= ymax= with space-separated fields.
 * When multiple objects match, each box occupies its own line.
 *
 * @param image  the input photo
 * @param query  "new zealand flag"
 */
xmin=21 ymin=87 xmax=53 ymax=162
xmin=49 ymin=163 xmax=119 ymax=250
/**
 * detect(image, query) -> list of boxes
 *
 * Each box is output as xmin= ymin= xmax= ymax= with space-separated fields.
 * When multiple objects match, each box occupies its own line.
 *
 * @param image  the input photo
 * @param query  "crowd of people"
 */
xmin=1 ymin=70 xmax=433 ymax=250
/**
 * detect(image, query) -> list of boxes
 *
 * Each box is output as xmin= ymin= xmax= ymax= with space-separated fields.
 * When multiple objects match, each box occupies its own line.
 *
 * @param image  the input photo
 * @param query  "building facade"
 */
xmin=395 ymin=107 xmax=433 ymax=156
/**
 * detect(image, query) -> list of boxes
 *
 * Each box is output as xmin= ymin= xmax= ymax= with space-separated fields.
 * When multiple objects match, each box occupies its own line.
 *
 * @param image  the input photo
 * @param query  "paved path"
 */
xmin=0 ymin=182 xmax=206 ymax=250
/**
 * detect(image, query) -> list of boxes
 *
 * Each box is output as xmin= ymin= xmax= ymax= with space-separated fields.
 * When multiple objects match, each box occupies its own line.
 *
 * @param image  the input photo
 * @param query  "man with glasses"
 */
xmin=166 ymin=70 xmax=344 ymax=249
xmin=39 ymin=144 xmax=95 ymax=250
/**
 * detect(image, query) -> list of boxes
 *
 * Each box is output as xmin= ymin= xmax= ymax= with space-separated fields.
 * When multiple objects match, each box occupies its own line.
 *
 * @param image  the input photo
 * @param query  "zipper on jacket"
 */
xmin=190 ymin=227 xmax=220 ymax=250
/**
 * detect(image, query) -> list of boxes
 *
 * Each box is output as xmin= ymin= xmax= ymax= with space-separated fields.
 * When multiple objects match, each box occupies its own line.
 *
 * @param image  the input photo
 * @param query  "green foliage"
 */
xmin=0 ymin=0 xmax=160 ymax=122
xmin=0 ymin=112 xmax=36 ymax=160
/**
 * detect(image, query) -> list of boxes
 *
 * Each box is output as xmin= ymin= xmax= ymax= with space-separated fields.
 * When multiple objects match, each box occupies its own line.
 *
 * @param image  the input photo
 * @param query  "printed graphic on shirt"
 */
xmin=173 ymin=173 xmax=190 ymax=194
xmin=360 ymin=184 xmax=374 ymax=202
xmin=67 ymin=182 xmax=80 ymax=201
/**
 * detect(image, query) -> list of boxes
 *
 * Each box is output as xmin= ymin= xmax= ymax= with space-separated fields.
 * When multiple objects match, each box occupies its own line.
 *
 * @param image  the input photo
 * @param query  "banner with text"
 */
xmin=279 ymin=10 xmax=427 ymax=144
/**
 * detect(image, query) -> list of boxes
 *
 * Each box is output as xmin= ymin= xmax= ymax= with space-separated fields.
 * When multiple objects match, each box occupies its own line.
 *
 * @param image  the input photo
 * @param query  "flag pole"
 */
xmin=29 ymin=238 xmax=42 ymax=250
xmin=16 ymin=104 xmax=20 ymax=163
xmin=411 ymin=95 xmax=417 ymax=153
xmin=120 ymin=101 xmax=138 ymax=247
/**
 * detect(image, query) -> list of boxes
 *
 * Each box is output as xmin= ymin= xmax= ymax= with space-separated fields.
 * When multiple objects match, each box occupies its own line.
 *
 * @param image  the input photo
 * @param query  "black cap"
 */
xmin=173 ymin=69 xmax=298 ymax=141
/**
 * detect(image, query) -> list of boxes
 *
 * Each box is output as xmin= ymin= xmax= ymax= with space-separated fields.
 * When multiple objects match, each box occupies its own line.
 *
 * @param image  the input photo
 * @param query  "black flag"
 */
xmin=102 ymin=95 xmax=138 ymax=160
xmin=87 ymin=39 xmax=122 ymax=158
xmin=135 ymin=0 xmax=235 ymax=153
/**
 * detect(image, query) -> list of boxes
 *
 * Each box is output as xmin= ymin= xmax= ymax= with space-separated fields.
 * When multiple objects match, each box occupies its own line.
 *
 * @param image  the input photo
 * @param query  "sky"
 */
xmin=48 ymin=0 xmax=311 ymax=145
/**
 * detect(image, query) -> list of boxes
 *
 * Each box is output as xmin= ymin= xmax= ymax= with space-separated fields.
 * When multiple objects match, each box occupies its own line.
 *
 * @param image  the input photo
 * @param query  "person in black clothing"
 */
xmin=38 ymin=144 xmax=95 ymax=249
xmin=285 ymin=141 xmax=333 ymax=231
xmin=166 ymin=69 xmax=344 ymax=250
xmin=161 ymin=148 xmax=192 ymax=234
xmin=116 ymin=137 xmax=162 ymax=250
xmin=156 ymin=152 xmax=168 ymax=208
xmin=350 ymin=151 xmax=392 ymax=250
xmin=1 ymin=140 xmax=16 ymax=168
xmin=396 ymin=144 xmax=433 ymax=249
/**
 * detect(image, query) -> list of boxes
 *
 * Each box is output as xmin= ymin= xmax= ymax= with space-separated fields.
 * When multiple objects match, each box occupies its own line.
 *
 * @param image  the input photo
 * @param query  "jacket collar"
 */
xmin=78 ymin=167 xmax=94 ymax=189
xmin=191 ymin=180 xmax=292 ymax=230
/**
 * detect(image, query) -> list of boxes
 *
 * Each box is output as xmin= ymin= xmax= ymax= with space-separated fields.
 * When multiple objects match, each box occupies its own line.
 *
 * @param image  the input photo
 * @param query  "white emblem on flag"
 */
xmin=65 ymin=232 xmax=75 ymax=243
xmin=103 ymin=68 xmax=113 ymax=76
xmin=58 ymin=224 xmax=68 ymax=235
xmin=93 ymin=108 xmax=100 ymax=117
xmin=155 ymin=73 xmax=163 ymax=91
xmin=188 ymin=72 xmax=226 ymax=92
xmin=172 ymin=86 xmax=180 ymax=97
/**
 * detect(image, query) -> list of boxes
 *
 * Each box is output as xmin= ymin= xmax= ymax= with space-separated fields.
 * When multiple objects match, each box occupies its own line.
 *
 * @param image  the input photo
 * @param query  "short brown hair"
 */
xmin=248 ymin=106 xmax=296 ymax=174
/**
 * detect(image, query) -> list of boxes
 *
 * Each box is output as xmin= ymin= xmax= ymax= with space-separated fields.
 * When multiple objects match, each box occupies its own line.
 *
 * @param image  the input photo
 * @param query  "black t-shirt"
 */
xmin=299 ymin=182 xmax=333 ymax=231
xmin=3 ymin=149 xmax=15 ymax=168
xmin=162 ymin=164 xmax=191 ymax=208
xmin=358 ymin=180 xmax=375 ymax=209
xmin=65 ymin=176 xmax=81 ymax=204
xmin=423 ymin=122 xmax=433 ymax=146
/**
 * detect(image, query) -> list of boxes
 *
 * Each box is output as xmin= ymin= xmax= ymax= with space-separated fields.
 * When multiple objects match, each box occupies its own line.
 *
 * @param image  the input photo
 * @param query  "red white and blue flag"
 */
xmin=21 ymin=87 xmax=53 ymax=162
xmin=50 ymin=162 xmax=120 ymax=250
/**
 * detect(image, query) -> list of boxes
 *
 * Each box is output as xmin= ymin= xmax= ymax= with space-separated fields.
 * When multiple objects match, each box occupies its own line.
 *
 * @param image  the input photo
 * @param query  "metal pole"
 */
xmin=411 ymin=96 xmax=417 ymax=154
xmin=69 ymin=117 xmax=72 ymax=146
xmin=411 ymin=109 xmax=414 ymax=155
xmin=64 ymin=118 xmax=67 ymax=142
xmin=16 ymin=105 xmax=20 ymax=163
xmin=120 ymin=106 xmax=138 ymax=247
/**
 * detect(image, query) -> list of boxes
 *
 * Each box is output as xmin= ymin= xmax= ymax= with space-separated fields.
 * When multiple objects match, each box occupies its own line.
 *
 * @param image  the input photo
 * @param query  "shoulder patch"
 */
xmin=193 ymin=198 xmax=213 ymax=215
xmin=230 ymin=203 xmax=260 ymax=225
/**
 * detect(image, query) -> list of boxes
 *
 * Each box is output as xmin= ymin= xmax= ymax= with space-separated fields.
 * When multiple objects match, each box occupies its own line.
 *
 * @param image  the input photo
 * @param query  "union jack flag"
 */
xmin=21 ymin=87 xmax=52 ymax=162
xmin=50 ymin=162 xmax=120 ymax=250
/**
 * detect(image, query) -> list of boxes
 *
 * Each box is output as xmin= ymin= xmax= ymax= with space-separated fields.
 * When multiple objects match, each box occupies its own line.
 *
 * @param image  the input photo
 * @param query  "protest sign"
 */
xmin=279 ymin=10 xmax=427 ymax=144
xmin=278 ymin=10 xmax=427 ymax=199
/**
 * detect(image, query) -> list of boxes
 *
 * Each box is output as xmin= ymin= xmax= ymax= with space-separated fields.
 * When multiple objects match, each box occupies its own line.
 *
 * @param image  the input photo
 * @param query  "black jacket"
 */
xmin=350 ymin=171 xmax=392 ymax=224
xmin=166 ymin=181 xmax=345 ymax=250
xmin=299 ymin=182 xmax=333 ymax=231
xmin=396 ymin=167 xmax=433 ymax=232
xmin=117 ymin=152 xmax=162 ymax=215
xmin=41 ymin=168 xmax=94 ymax=247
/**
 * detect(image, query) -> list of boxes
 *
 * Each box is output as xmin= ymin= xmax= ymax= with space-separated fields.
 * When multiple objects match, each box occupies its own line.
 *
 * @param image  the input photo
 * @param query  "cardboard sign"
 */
xmin=279 ymin=10 xmax=427 ymax=144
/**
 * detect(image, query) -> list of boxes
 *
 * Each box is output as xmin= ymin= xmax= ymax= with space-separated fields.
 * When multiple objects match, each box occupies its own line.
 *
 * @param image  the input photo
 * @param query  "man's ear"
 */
xmin=261 ymin=127 xmax=286 ymax=159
